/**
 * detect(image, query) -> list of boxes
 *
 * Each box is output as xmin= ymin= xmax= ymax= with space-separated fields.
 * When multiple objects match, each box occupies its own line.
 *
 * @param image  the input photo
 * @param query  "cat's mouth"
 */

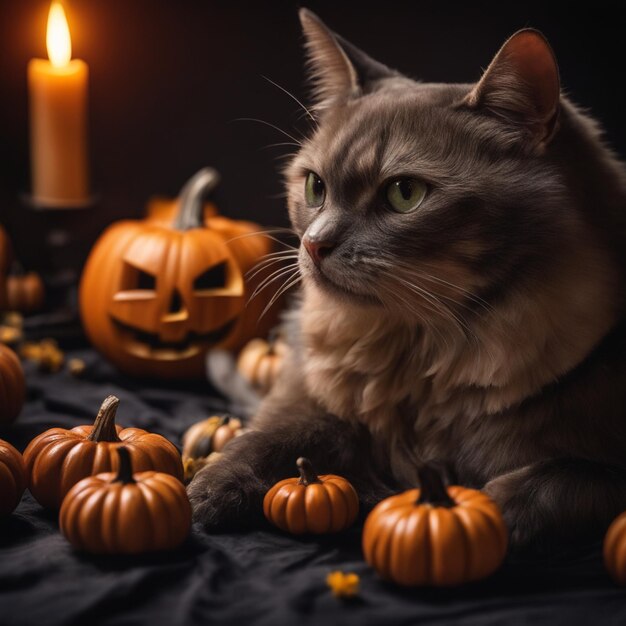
xmin=307 ymin=262 xmax=381 ymax=305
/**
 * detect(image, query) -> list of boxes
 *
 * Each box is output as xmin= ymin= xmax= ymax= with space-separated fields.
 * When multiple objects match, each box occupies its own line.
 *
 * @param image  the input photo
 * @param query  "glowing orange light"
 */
xmin=46 ymin=1 xmax=72 ymax=68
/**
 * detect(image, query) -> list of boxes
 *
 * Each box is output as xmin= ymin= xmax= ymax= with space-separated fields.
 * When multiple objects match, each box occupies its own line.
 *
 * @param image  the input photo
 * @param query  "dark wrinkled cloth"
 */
xmin=1 ymin=348 xmax=626 ymax=626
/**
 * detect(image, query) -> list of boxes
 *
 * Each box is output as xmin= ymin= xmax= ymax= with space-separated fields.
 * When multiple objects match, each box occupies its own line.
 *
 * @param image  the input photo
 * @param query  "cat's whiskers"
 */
xmin=395 ymin=276 xmax=471 ymax=336
xmin=246 ymin=253 xmax=300 ymax=281
xmin=376 ymin=280 xmax=451 ymax=352
xmin=259 ymin=271 xmax=302 ymax=321
xmin=397 ymin=273 xmax=498 ymax=365
xmin=248 ymin=263 xmax=301 ymax=305
xmin=225 ymin=227 xmax=299 ymax=251
xmin=249 ymin=249 xmax=300 ymax=266
xmin=392 ymin=264 xmax=499 ymax=364
xmin=373 ymin=269 xmax=452 ymax=343
xmin=368 ymin=256 xmax=495 ymax=360
xmin=233 ymin=117 xmax=303 ymax=147
xmin=382 ymin=268 xmax=486 ymax=358
xmin=260 ymin=142 xmax=302 ymax=151
xmin=273 ymin=153 xmax=299 ymax=163
xmin=406 ymin=264 xmax=495 ymax=316
xmin=389 ymin=258 xmax=495 ymax=317
xmin=261 ymin=75 xmax=318 ymax=126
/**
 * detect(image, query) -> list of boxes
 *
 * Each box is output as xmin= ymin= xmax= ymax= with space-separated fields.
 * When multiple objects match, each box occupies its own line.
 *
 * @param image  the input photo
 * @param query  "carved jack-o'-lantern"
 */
xmin=79 ymin=168 xmax=281 ymax=379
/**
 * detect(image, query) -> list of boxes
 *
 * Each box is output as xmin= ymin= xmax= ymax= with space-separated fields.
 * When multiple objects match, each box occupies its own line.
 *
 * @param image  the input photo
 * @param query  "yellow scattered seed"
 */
xmin=1 ymin=312 xmax=23 ymax=329
xmin=326 ymin=571 xmax=360 ymax=598
xmin=20 ymin=339 xmax=64 ymax=372
xmin=19 ymin=342 xmax=43 ymax=360
xmin=67 ymin=358 xmax=86 ymax=377
xmin=0 ymin=325 xmax=23 ymax=345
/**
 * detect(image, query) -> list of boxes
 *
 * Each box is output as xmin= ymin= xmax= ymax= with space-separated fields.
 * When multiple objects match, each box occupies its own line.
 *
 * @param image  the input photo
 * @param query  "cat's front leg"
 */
xmin=484 ymin=458 xmax=626 ymax=553
xmin=187 ymin=402 xmax=390 ymax=531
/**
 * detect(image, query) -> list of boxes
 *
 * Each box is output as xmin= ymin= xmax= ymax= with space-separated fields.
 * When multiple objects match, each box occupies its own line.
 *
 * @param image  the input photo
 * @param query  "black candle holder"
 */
xmin=2 ymin=194 xmax=103 ymax=345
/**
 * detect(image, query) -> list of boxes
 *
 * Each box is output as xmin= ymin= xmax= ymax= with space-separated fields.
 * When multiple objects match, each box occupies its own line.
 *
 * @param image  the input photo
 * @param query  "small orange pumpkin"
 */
xmin=0 ymin=439 xmax=27 ymax=515
xmin=6 ymin=271 xmax=45 ymax=314
xmin=263 ymin=457 xmax=359 ymax=534
xmin=237 ymin=333 xmax=288 ymax=394
xmin=60 ymin=447 xmax=191 ymax=554
xmin=0 ymin=343 xmax=25 ymax=424
xmin=604 ymin=512 xmax=626 ymax=584
xmin=362 ymin=465 xmax=508 ymax=587
xmin=23 ymin=395 xmax=183 ymax=509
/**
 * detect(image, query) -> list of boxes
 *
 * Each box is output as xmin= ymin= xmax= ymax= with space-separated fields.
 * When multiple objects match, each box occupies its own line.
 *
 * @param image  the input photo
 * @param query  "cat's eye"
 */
xmin=304 ymin=172 xmax=326 ymax=208
xmin=386 ymin=178 xmax=427 ymax=213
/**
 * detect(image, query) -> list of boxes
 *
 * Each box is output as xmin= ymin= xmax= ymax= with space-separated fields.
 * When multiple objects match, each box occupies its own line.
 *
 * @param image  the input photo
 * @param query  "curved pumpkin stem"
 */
xmin=416 ymin=464 xmax=456 ymax=508
xmin=87 ymin=395 xmax=122 ymax=443
xmin=114 ymin=447 xmax=135 ymax=484
xmin=297 ymin=457 xmax=322 ymax=486
xmin=173 ymin=167 xmax=221 ymax=231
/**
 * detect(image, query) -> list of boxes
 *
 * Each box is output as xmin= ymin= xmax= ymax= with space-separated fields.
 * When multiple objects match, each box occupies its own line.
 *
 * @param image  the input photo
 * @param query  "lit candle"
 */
xmin=28 ymin=1 xmax=89 ymax=207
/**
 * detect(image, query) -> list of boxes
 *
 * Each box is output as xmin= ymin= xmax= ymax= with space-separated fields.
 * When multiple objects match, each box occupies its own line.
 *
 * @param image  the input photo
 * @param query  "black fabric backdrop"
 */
xmin=1 ymin=345 xmax=626 ymax=625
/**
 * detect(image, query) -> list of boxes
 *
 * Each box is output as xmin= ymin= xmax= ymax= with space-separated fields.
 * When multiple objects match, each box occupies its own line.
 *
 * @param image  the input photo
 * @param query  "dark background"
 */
xmin=0 ymin=0 xmax=625 ymax=257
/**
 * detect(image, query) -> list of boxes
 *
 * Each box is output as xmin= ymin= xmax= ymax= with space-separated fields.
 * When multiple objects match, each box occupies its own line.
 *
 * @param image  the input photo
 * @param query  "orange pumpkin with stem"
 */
xmin=79 ymin=168 xmax=281 ymax=379
xmin=23 ymin=395 xmax=183 ymax=509
xmin=60 ymin=447 xmax=191 ymax=554
xmin=263 ymin=457 xmax=359 ymax=534
xmin=362 ymin=464 xmax=508 ymax=587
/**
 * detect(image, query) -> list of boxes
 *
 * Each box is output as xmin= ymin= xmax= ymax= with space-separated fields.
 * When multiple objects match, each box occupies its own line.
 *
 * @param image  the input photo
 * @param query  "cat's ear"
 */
xmin=299 ymin=8 xmax=396 ymax=111
xmin=464 ymin=29 xmax=560 ymax=146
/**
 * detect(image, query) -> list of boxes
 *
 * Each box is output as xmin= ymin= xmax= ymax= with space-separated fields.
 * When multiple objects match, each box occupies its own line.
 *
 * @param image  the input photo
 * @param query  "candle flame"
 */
xmin=46 ymin=1 xmax=71 ymax=67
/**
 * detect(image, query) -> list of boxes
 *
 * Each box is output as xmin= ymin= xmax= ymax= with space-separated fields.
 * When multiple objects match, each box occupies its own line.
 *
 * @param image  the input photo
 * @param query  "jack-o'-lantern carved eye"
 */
xmin=120 ymin=262 xmax=157 ymax=292
xmin=137 ymin=269 xmax=156 ymax=290
xmin=193 ymin=262 xmax=228 ymax=291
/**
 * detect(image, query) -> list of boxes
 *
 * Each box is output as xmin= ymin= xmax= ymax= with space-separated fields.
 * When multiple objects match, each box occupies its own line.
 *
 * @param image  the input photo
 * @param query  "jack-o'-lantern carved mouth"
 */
xmin=106 ymin=256 xmax=245 ymax=361
xmin=112 ymin=317 xmax=237 ymax=359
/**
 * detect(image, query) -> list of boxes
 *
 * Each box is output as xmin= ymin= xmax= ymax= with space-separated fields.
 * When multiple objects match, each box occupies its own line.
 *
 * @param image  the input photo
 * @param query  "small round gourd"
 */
xmin=362 ymin=465 xmax=508 ymax=587
xmin=24 ymin=395 xmax=183 ymax=509
xmin=237 ymin=334 xmax=288 ymax=394
xmin=6 ymin=272 xmax=45 ymax=314
xmin=181 ymin=415 xmax=244 ymax=482
xmin=0 ymin=439 xmax=27 ymax=515
xmin=263 ymin=457 xmax=359 ymax=534
xmin=603 ymin=512 xmax=626 ymax=584
xmin=0 ymin=343 xmax=25 ymax=424
xmin=60 ymin=447 xmax=191 ymax=554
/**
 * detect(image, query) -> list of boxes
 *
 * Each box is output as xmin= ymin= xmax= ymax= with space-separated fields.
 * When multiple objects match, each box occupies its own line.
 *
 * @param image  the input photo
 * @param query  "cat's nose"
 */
xmin=303 ymin=237 xmax=335 ymax=267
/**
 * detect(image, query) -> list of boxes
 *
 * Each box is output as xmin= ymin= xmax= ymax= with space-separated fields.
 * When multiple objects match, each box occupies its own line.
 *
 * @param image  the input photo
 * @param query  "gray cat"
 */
xmin=188 ymin=9 xmax=626 ymax=552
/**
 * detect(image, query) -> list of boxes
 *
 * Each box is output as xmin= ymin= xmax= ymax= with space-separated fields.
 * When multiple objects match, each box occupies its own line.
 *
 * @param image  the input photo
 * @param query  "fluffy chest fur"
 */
xmin=298 ymin=228 xmax=619 ymax=483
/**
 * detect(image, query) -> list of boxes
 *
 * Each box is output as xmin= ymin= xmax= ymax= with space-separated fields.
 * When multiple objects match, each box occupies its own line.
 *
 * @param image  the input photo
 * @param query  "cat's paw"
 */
xmin=187 ymin=458 xmax=266 ymax=531
xmin=484 ymin=466 xmax=553 ymax=554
